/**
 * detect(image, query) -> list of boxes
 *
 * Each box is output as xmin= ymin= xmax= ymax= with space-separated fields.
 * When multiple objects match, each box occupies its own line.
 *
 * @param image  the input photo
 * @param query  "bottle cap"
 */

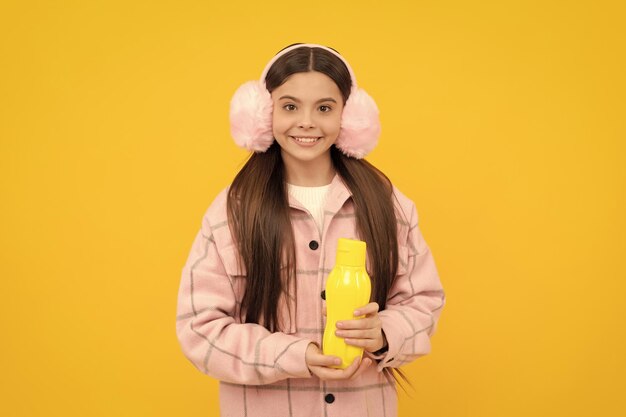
xmin=336 ymin=238 xmax=367 ymax=267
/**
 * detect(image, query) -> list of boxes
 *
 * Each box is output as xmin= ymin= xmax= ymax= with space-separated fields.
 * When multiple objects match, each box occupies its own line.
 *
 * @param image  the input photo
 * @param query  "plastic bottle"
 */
xmin=322 ymin=238 xmax=372 ymax=369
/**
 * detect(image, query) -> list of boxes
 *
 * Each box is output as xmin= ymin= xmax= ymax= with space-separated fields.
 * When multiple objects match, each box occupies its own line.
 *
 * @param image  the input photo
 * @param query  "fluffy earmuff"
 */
xmin=229 ymin=81 xmax=274 ymax=152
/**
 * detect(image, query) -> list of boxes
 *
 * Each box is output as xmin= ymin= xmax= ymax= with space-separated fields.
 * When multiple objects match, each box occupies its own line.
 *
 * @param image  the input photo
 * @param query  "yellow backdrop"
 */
xmin=1 ymin=0 xmax=624 ymax=416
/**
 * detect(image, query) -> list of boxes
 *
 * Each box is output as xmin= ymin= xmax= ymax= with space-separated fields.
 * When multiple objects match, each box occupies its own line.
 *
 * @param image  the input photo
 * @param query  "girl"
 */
xmin=176 ymin=43 xmax=445 ymax=417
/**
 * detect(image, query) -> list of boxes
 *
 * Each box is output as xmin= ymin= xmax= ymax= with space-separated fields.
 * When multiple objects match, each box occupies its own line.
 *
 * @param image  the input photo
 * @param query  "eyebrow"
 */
xmin=278 ymin=95 xmax=338 ymax=104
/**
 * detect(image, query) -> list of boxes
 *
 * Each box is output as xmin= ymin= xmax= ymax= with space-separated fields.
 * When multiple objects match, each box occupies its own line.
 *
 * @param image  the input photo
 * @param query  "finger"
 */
xmin=322 ymin=305 xmax=327 ymax=317
xmin=353 ymin=302 xmax=379 ymax=317
xmin=337 ymin=317 xmax=377 ymax=330
xmin=350 ymin=357 xmax=373 ymax=380
xmin=309 ymin=357 xmax=360 ymax=381
xmin=308 ymin=353 xmax=342 ymax=368
xmin=343 ymin=337 xmax=378 ymax=350
xmin=308 ymin=364 xmax=339 ymax=378
xmin=336 ymin=328 xmax=379 ymax=339
xmin=338 ymin=356 xmax=362 ymax=378
xmin=308 ymin=365 xmax=343 ymax=381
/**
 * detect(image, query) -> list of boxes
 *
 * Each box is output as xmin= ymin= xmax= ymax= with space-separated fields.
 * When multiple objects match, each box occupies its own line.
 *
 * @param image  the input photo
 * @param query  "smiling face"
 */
xmin=271 ymin=71 xmax=344 ymax=178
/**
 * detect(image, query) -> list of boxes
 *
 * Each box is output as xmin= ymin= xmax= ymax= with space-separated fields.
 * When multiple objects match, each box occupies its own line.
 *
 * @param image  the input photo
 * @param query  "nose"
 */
xmin=298 ymin=111 xmax=315 ymax=128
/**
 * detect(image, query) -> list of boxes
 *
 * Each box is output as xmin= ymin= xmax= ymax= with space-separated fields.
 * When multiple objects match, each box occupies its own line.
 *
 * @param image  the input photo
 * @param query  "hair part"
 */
xmin=265 ymin=45 xmax=352 ymax=104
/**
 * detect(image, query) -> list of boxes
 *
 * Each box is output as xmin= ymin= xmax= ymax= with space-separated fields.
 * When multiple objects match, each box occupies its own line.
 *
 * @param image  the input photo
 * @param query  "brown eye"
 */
xmin=319 ymin=105 xmax=332 ymax=112
xmin=283 ymin=104 xmax=296 ymax=111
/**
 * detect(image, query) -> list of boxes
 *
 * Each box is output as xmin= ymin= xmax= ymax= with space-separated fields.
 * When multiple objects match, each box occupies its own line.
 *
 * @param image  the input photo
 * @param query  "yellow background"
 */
xmin=1 ymin=0 xmax=624 ymax=416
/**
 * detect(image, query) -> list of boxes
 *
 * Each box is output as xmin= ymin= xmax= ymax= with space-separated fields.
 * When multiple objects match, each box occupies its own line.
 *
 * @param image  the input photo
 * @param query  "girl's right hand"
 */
xmin=305 ymin=343 xmax=372 ymax=380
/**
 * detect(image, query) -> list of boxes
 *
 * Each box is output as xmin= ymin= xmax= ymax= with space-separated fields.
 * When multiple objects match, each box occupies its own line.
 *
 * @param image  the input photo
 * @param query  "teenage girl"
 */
xmin=176 ymin=43 xmax=445 ymax=417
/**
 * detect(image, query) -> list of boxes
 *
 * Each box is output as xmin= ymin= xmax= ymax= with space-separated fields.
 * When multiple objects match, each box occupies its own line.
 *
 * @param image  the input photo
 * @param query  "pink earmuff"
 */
xmin=229 ymin=43 xmax=381 ymax=159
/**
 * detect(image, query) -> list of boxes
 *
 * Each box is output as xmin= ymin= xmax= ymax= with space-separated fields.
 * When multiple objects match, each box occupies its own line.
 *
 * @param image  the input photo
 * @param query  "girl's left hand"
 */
xmin=334 ymin=302 xmax=387 ymax=353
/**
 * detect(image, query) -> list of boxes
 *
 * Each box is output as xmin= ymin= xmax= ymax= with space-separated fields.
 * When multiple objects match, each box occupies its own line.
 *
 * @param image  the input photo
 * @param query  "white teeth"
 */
xmin=292 ymin=136 xmax=320 ymax=143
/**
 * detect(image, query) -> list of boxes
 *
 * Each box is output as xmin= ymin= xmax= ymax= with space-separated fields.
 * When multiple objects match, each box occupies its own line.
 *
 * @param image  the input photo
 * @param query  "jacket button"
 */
xmin=324 ymin=393 xmax=335 ymax=404
xmin=320 ymin=290 xmax=326 ymax=300
xmin=309 ymin=240 xmax=319 ymax=250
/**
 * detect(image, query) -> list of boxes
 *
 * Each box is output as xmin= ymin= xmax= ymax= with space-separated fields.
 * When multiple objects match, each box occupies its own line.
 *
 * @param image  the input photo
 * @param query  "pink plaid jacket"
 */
xmin=176 ymin=174 xmax=445 ymax=417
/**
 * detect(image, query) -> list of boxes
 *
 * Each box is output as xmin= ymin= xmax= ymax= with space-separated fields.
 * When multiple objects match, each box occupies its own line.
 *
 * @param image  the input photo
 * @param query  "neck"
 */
xmin=281 ymin=152 xmax=335 ymax=186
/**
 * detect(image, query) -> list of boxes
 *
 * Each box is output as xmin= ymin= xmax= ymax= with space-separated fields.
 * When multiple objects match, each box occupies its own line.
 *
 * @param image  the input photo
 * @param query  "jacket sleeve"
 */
xmin=369 ymin=203 xmax=446 ymax=370
xmin=175 ymin=217 xmax=312 ymax=385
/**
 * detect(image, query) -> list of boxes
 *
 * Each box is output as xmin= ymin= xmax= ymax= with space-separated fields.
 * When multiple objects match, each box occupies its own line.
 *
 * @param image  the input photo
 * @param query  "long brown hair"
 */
xmin=227 ymin=44 xmax=409 ymax=389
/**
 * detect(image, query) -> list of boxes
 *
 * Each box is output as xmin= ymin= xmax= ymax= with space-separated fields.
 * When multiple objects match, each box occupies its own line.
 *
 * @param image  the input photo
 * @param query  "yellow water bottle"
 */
xmin=323 ymin=238 xmax=371 ymax=369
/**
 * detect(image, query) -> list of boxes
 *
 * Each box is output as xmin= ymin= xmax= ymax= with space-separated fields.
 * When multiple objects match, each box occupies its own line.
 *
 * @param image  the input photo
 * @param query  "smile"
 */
xmin=290 ymin=136 xmax=322 ymax=143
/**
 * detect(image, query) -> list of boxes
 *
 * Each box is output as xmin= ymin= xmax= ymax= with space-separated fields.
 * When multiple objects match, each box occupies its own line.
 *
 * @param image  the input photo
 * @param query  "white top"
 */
xmin=287 ymin=183 xmax=332 ymax=235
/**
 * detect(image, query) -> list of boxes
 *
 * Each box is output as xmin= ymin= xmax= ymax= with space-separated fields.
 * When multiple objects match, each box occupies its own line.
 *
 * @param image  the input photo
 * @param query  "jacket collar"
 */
xmin=287 ymin=174 xmax=352 ymax=214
